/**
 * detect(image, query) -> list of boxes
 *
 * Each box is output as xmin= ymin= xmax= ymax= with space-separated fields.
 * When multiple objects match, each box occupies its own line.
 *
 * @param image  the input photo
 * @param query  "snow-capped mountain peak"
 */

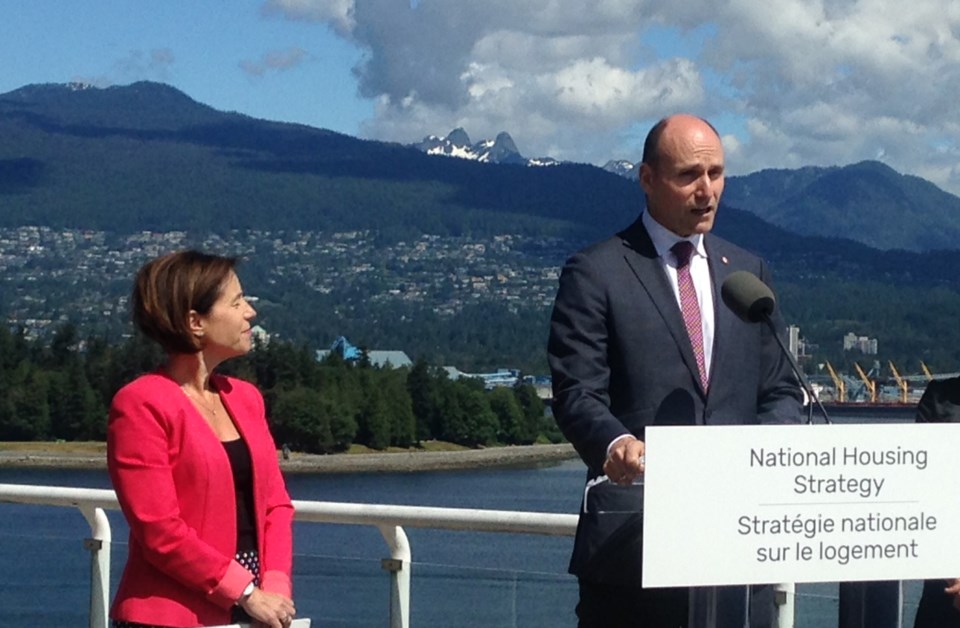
xmin=602 ymin=159 xmax=639 ymax=179
xmin=412 ymin=129 xmax=559 ymax=168
xmin=414 ymin=129 xmax=644 ymax=175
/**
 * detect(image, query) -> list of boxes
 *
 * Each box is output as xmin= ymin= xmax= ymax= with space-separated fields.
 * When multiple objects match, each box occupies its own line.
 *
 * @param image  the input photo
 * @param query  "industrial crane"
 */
xmin=824 ymin=361 xmax=846 ymax=403
xmin=853 ymin=362 xmax=877 ymax=403
xmin=887 ymin=361 xmax=909 ymax=404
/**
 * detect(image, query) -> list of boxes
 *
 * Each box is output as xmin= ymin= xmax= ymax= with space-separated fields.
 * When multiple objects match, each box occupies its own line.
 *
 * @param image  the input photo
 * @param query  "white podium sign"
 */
xmin=642 ymin=423 xmax=960 ymax=587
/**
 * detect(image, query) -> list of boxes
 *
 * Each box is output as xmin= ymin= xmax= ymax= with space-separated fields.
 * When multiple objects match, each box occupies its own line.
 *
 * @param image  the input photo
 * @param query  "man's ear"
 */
xmin=639 ymin=163 xmax=653 ymax=194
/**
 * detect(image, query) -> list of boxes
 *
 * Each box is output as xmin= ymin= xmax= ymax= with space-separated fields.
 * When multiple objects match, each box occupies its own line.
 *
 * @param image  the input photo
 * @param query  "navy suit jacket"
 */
xmin=548 ymin=217 xmax=803 ymax=582
xmin=913 ymin=377 xmax=960 ymax=627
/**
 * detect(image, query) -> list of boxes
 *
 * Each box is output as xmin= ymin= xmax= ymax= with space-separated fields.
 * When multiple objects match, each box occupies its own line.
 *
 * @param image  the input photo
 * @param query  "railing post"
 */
xmin=79 ymin=505 xmax=112 ymax=628
xmin=774 ymin=583 xmax=795 ymax=628
xmin=378 ymin=524 xmax=411 ymax=628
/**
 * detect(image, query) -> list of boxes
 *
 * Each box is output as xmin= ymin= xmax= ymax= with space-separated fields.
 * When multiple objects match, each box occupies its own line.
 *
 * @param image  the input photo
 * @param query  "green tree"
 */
xmin=435 ymin=379 xmax=468 ymax=444
xmin=48 ymin=360 xmax=105 ymax=440
xmin=105 ymin=334 xmax=164 ymax=396
xmin=0 ymin=326 xmax=31 ymax=372
xmin=356 ymin=371 xmax=391 ymax=450
xmin=407 ymin=357 xmax=439 ymax=441
xmin=513 ymin=383 xmax=554 ymax=443
xmin=270 ymin=386 xmax=356 ymax=454
xmin=327 ymin=397 xmax=358 ymax=452
xmin=459 ymin=387 xmax=499 ymax=446
xmin=489 ymin=387 xmax=529 ymax=445
xmin=382 ymin=368 xmax=416 ymax=447
xmin=0 ymin=363 xmax=51 ymax=440
xmin=48 ymin=322 xmax=79 ymax=367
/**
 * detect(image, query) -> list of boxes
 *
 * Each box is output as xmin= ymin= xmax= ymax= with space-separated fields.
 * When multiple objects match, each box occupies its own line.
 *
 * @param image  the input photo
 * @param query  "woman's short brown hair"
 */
xmin=131 ymin=250 xmax=238 ymax=354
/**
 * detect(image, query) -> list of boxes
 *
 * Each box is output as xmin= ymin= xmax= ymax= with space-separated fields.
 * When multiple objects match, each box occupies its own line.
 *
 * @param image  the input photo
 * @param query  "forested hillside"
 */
xmin=2 ymin=81 xmax=960 ymax=378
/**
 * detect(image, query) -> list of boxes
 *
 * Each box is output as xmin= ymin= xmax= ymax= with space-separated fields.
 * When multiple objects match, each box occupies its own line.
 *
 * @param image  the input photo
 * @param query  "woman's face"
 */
xmin=196 ymin=271 xmax=257 ymax=359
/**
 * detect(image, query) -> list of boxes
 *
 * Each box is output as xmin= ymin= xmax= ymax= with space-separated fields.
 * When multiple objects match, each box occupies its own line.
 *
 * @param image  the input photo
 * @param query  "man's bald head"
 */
xmin=641 ymin=114 xmax=721 ymax=169
xmin=639 ymin=114 xmax=726 ymax=237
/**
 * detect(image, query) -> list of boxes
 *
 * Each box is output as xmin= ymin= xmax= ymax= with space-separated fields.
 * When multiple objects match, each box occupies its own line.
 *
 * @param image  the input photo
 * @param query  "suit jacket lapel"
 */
xmin=619 ymin=220 xmax=705 ymax=396
xmin=705 ymin=235 xmax=736 ymax=391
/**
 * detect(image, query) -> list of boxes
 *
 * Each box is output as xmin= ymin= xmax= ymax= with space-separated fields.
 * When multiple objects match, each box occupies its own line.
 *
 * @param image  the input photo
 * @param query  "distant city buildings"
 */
xmin=0 ymin=227 xmax=568 ymax=339
xmin=842 ymin=331 xmax=878 ymax=355
xmin=442 ymin=367 xmax=519 ymax=389
xmin=787 ymin=325 xmax=813 ymax=361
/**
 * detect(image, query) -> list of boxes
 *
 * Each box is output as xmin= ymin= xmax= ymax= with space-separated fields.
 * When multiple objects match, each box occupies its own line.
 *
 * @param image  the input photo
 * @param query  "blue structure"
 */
xmin=330 ymin=335 xmax=362 ymax=361
xmin=316 ymin=336 xmax=413 ymax=369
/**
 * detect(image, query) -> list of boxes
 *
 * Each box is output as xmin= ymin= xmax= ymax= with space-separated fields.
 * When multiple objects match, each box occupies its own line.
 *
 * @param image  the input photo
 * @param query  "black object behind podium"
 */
xmin=688 ymin=585 xmax=784 ymax=628
xmin=839 ymin=581 xmax=902 ymax=628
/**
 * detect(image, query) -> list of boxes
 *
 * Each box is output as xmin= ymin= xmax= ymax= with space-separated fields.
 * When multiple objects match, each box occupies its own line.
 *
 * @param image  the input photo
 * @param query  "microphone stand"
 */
xmin=763 ymin=318 xmax=891 ymax=628
xmin=762 ymin=315 xmax=832 ymax=424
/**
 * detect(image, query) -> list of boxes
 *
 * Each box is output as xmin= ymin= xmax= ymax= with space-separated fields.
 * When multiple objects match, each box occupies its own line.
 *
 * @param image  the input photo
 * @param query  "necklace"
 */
xmin=183 ymin=387 xmax=219 ymax=417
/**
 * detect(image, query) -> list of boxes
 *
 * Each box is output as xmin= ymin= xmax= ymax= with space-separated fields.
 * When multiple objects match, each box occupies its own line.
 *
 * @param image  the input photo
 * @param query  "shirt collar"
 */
xmin=641 ymin=211 xmax=707 ymax=262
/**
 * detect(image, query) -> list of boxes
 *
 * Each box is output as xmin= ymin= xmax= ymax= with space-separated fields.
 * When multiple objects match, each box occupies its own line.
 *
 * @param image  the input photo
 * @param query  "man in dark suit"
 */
xmin=548 ymin=114 xmax=803 ymax=627
xmin=913 ymin=376 xmax=960 ymax=627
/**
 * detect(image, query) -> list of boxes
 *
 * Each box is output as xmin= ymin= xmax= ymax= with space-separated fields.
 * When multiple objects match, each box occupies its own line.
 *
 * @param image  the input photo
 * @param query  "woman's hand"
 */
xmin=239 ymin=587 xmax=296 ymax=628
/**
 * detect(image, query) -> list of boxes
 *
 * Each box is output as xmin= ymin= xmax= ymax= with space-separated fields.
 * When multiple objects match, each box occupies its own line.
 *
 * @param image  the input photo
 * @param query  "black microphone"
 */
xmin=720 ymin=271 xmax=832 ymax=424
xmin=720 ymin=270 xmax=775 ymax=323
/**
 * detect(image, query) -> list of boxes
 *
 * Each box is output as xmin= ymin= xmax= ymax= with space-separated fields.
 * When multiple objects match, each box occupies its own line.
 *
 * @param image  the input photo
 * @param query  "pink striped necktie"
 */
xmin=672 ymin=241 xmax=708 ymax=391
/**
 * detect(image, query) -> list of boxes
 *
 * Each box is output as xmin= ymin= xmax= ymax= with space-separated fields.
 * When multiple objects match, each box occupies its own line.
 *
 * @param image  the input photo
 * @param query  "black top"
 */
xmin=222 ymin=437 xmax=258 ymax=553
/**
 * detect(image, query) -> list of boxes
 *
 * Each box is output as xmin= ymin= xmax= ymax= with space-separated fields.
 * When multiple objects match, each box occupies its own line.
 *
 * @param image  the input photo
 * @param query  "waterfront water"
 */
xmin=0 ymin=448 xmax=925 ymax=627
xmin=0 ymin=460 xmax=583 ymax=627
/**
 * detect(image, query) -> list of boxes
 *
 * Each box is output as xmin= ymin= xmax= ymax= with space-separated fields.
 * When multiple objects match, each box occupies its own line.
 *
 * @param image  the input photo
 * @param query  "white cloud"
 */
xmin=74 ymin=48 xmax=177 ymax=87
xmin=121 ymin=48 xmax=175 ymax=82
xmin=262 ymin=0 xmax=960 ymax=195
xmin=240 ymin=47 xmax=310 ymax=77
xmin=546 ymin=57 xmax=703 ymax=123
xmin=261 ymin=0 xmax=356 ymax=35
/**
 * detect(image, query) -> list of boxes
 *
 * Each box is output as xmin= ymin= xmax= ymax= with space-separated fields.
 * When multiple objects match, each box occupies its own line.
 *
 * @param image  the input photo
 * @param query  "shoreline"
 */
xmin=0 ymin=443 xmax=580 ymax=474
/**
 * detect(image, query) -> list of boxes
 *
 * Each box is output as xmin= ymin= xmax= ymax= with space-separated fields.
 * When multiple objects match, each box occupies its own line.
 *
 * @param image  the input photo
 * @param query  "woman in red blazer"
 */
xmin=108 ymin=250 xmax=296 ymax=628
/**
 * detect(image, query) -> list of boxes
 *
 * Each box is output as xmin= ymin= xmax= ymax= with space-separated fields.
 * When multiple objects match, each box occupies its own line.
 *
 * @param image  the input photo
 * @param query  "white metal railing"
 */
xmin=0 ymin=483 xmax=797 ymax=628
xmin=0 ymin=483 xmax=578 ymax=628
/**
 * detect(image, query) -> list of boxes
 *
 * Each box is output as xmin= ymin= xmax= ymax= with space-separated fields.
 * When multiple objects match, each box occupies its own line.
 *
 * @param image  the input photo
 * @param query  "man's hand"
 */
xmin=603 ymin=435 xmax=646 ymax=485
xmin=943 ymin=578 xmax=960 ymax=610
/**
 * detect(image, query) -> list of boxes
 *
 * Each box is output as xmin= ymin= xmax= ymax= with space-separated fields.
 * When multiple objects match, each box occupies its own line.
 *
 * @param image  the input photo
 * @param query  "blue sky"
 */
xmin=1 ymin=1 xmax=373 ymax=134
xmin=4 ymin=0 xmax=960 ymax=194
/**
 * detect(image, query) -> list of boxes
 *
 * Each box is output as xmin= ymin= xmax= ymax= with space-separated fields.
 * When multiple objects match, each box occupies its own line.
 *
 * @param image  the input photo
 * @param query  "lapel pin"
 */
xmin=721 ymin=256 xmax=729 ymax=265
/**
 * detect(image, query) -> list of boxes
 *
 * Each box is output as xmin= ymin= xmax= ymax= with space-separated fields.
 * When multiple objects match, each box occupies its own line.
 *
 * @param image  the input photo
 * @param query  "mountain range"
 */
xmin=0 ymin=82 xmax=641 ymax=242
xmin=3 ymin=81 xmax=960 ymax=254
xmin=4 ymin=81 xmax=960 ymax=370
xmin=414 ymin=131 xmax=960 ymax=253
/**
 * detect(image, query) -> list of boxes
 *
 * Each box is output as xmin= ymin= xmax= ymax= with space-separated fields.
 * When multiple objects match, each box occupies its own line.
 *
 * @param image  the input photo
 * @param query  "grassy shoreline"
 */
xmin=0 ymin=441 xmax=579 ymax=474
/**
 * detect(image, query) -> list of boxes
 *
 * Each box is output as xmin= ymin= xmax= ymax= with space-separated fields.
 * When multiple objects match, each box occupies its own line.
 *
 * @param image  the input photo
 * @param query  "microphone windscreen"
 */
xmin=721 ymin=271 xmax=775 ymax=323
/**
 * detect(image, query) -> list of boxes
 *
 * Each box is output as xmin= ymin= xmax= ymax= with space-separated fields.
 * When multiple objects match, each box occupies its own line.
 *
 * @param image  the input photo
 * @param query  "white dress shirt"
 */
xmin=641 ymin=210 xmax=715 ymax=378
xmin=606 ymin=213 xmax=716 ymax=458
